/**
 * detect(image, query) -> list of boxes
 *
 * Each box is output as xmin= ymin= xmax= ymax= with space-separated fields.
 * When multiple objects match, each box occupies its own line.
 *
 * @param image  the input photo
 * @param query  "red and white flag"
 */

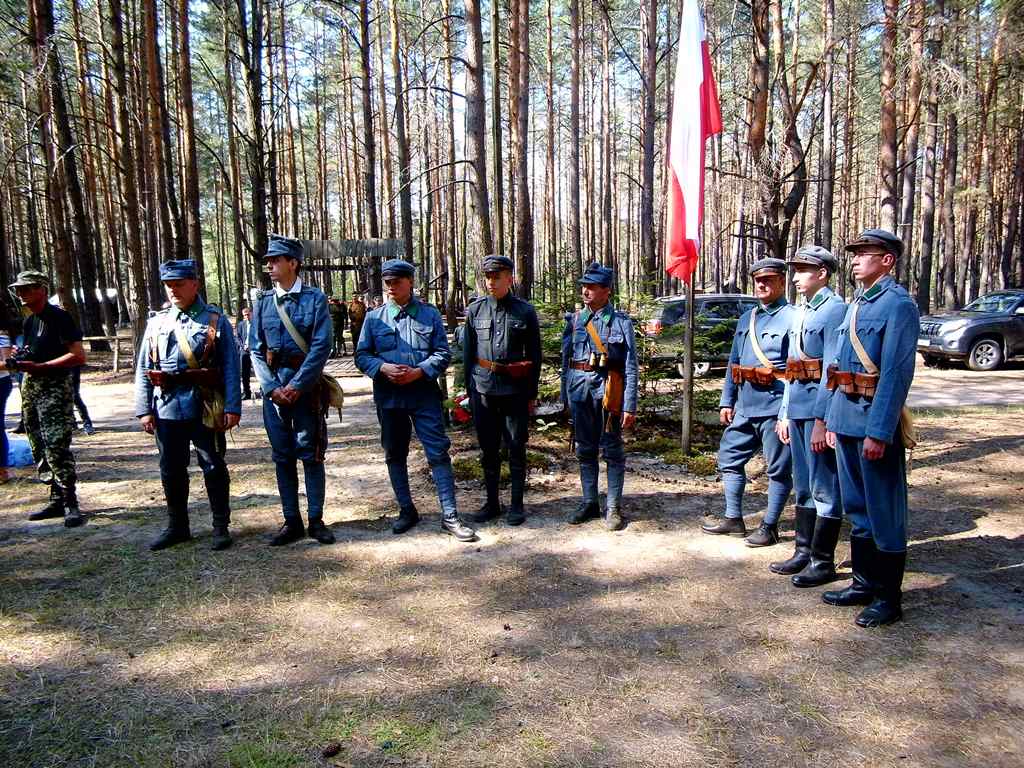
xmin=665 ymin=0 xmax=722 ymax=282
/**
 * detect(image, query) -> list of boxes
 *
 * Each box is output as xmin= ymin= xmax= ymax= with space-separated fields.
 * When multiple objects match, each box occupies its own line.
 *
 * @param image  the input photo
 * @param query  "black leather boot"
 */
xmin=150 ymin=512 xmax=192 ymax=551
xmin=61 ymin=483 xmax=85 ymax=528
xmin=792 ymin=515 xmax=843 ymax=587
xmin=744 ymin=521 xmax=779 ymax=547
xmin=392 ymin=506 xmax=420 ymax=534
xmin=209 ymin=483 xmax=232 ymax=551
xmin=307 ymin=519 xmax=336 ymax=545
xmin=507 ymin=462 xmax=526 ymax=526
xmin=28 ymin=485 xmax=65 ymax=521
xmin=210 ymin=525 xmax=232 ymax=550
xmin=822 ymin=535 xmax=875 ymax=606
xmin=269 ymin=519 xmax=305 ymax=546
xmin=701 ymin=516 xmax=747 ymax=536
xmin=855 ymin=549 xmax=905 ymax=627
xmin=769 ymin=506 xmax=815 ymax=574
xmin=569 ymin=500 xmax=601 ymax=525
xmin=473 ymin=465 xmax=503 ymax=523
xmin=441 ymin=512 xmax=477 ymax=542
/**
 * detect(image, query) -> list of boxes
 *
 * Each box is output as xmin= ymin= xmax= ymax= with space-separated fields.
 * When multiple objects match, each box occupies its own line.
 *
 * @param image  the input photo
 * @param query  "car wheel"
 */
xmin=677 ymin=361 xmax=712 ymax=378
xmin=967 ymin=338 xmax=1003 ymax=371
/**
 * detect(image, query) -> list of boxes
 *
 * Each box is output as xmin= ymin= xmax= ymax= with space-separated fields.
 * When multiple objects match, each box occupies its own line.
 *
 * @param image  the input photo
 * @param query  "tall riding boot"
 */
xmin=206 ymin=472 xmax=233 ymax=551
xmin=61 ymin=482 xmax=85 ymax=528
xmin=28 ymin=483 xmax=65 ymax=521
xmin=604 ymin=462 xmax=626 ymax=531
xmin=507 ymin=459 xmax=526 ymax=526
xmin=569 ymin=461 xmax=601 ymax=524
xmin=474 ymin=464 xmax=503 ymax=523
xmin=769 ymin=506 xmax=815 ymax=575
xmin=303 ymin=461 xmax=335 ymax=544
xmin=855 ymin=549 xmax=906 ymax=627
xmin=791 ymin=515 xmax=843 ymax=587
xmin=822 ymin=535 xmax=875 ymax=606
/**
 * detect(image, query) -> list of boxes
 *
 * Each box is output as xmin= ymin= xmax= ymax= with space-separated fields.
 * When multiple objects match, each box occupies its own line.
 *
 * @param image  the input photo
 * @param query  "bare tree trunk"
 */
xmin=178 ymin=0 xmax=205 ymax=285
xmin=508 ymin=0 xmax=533 ymax=298
xmin=940 ymin=111 xmax=959 ymax=308
xmin=916 ymin=0 xmax=944 ymax=312
xmin=235 ymin=0 xmax=269 ymax=276
xmin=820 ymin=0 xmax=836 ymax=250
xmin=464 ymin=0 xmax=494 ymax=262
xmin=389 ymin=0 xmax=414 ymax=261
xmin=897 ymin=0 xmax=925 ymax=286
xmin=568 ymin=0 xmax=582 ymax=271
xmin=878 ymin=0 xmax=899 ymax=231
xmin=490 ymin=0 xmax=505 ymax=256
xmin=640 ymin=0 xmax=657 ymax=294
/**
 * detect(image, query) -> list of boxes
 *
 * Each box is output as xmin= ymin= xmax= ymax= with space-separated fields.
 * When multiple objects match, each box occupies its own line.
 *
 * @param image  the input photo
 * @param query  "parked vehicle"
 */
xmin=644 ymin=294 xmax=759 ymax=377
xmin=917 ymin=290 xmax=1024 ymax=371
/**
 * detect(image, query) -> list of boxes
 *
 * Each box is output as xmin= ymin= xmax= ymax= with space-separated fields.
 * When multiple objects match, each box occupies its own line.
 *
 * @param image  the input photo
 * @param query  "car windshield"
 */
xmin=962 ymin=294 xmax=1021 ymax=313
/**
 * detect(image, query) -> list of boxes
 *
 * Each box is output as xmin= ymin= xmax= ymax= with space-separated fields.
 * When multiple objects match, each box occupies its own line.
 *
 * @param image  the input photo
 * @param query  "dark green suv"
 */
xmin=643 ymin=294 xmax=759 ymax=377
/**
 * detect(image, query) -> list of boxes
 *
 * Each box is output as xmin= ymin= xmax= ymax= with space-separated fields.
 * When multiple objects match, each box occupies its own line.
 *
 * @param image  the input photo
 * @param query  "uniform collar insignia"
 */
xmin=859 ymin=276 xmax=894 ymax=302
xmin=582 ymin=304 xmax=612 ymax=324
xmin=388 ymin=298 xmax=419 ymax=319
xmin=806 ymin=287 xmax=832 ymax=310
xmin=759 ymin=297 xmax=787 ymax=315
xmin=177 ymin=298 xmax=206 ymax=321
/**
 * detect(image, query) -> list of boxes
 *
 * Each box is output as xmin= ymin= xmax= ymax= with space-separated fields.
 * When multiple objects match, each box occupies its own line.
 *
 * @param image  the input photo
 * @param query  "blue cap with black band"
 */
xmin=159 ymin=259 xmax=198 ymax=281
xmin=381 ymin=259 xmax=415 ymax=279
xmin=266 ymin=234 xmax=304 ymax=262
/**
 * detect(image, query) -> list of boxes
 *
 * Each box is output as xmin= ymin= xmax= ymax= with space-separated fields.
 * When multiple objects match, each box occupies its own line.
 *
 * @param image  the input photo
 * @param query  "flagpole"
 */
xmin=680 ymin=274 xmax=695 ymax=455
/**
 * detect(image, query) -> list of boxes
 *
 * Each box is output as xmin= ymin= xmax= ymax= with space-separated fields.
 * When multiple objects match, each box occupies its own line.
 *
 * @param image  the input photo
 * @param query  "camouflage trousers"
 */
xmin=23 ymin=373 xmax=77 ymax=496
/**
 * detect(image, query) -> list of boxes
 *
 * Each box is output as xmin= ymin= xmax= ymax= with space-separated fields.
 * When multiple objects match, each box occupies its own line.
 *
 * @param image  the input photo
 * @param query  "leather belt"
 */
xmin=570 ymin=360 xmax=624 ymax=372
xmin=730 ymin=364 xmax=784 ymax=386
xmin=477 ymin=358 xmax=534 ymax=378
xmin=268 ymin=350 xmax=306 ymax=370
xmin=145 ymin=368 xmax=221 ymax=389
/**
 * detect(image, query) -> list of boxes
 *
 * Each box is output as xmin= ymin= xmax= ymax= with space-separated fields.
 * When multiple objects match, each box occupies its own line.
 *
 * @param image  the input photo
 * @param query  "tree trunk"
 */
xmin=640 ymin=0 xmax=657 ymax=294
xmin=389 ymin=0 xmax=414 ymax=262
xmin=508 ymin=0 xmax=533 ymax=298
xmin=916 ymin=0 xmax=944 ymax=312
xmin=464 ymin=0 xmax=494 ymax=262
xmin=568 ymin=0 xmax=582 ymax=272
xmin=940 ymin=111 xmax=959 ymax=308
xmin=178 ymin=0 xmax=205 ymax=285
xmin=878 ymin=0 xmax=899 ymax=231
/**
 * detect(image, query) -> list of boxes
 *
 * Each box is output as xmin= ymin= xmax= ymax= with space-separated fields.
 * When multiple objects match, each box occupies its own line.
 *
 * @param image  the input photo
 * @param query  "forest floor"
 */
xmin=1 ymin=363 xmax=1022 ymax=768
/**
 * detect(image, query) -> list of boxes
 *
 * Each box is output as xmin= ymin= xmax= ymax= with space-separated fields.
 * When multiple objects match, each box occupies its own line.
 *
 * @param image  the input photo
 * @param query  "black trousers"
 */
xmin=240 ymin=352 xmax=253 ymax=398
xmin=471 ymin=391 xmax=530 ymax=504
xmin=154 ymin=416 xmax=231 ymax=526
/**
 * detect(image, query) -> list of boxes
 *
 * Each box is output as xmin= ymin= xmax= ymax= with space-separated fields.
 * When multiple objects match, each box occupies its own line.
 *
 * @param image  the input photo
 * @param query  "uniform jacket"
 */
xmin=818 ymin=275 xmax=919 ymax=442
xmin=560 ymin=304 xmax=639 ymax=413
xmin=463 ymin=294 xmax=542 ymax=399
xmin=355 ymin=297 xmax=451 ymax=409
xmin=779 ymin=287 xmax=847 ymax=421
xmin=720 ymin=298 xmax=794 ymax=418
xmin=249 ymin=280 xmax=332 ymax=396
xmin=135 ymin=297 xmax=241 ymax=420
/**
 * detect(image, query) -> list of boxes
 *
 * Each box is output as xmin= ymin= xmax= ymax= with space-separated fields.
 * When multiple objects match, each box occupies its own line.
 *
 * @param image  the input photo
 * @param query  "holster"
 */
xmin=784 ymin=358 xmax=823 ymax=383
xmin=146 ymin=368 xmax=222 ymax=390
xmin=731 ymin=364 xmax=780 ymax=387
xmin=602 ymin=368 xmax=626 ymax=416
xmin=826 ymin=364 xmax=879 ymax=398
xmin=478 ymin=359 xmax=534 ymax=379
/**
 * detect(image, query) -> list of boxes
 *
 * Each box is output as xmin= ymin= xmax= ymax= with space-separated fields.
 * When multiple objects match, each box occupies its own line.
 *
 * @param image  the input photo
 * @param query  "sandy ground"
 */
xmin=0 ymin=360 xmax=1022 ymax=768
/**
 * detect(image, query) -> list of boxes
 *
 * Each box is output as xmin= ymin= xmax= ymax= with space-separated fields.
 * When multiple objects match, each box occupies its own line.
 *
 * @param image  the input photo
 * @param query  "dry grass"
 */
xmin=0 ymin=377 xmax=1022 ymax=767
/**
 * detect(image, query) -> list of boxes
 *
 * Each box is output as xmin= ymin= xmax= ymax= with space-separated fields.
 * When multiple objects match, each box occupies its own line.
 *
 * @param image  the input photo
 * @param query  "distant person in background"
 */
xmin=71 ymin=363 xmax=95 ymax=435
xmin=0 ymin=307 xmax=14 ymax=483
xmin=347 ymin=295 xmax=366 ymax=355
xmin=236 ymin=306 xmax=253 ymax=399
xmin=10 ymin=319 xmax=25 ymax=434
xmin=328 ymin=297 xmax=348 ymax=357
xmin=372 ymin=296 xmax=384 ymax=309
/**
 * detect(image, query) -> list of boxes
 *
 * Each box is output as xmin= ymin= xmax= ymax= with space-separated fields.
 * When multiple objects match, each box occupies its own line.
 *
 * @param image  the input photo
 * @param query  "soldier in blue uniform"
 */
xmin=250 ymin=235 xmax=336 ymax=546
xmin=561 ymin=262 xmax=639 ymax=531
xmin=819 ymin=229 xmax=919 ymax=627
xmin=462 ymin=255 xmax=542 ymax=526
xmin=770 ymin=246 xmax=848 ymax=584
xmin=703 ymin=258 xmax=794 ymax=546
xmin=135 ymin=260 xmax=241 ymax=551
xmin=355 ymin=259 xmax=476 ymax=542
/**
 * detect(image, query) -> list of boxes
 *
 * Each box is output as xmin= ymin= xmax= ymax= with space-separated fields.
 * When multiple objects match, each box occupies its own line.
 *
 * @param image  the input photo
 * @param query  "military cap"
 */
xmin=845 ymin=228 xmax=903 ymax=260
xmin=159 ymin=259 xmax=197 ymax=281
xmin=9 ymin=269 xmax=49 ymax=289
xmin=266 ymin=234 xmax=304 ymax=262
xmin=482 ymin=254 xmax=514 ymax=273
xmin=787 ymin=245 xmax=838 ymax=273
xmin=749 ymin=257 xmax=787 ymax=278
xmin=381 ymin=258 xmax=415 ymax=278
xmin=577 ymin=262 xmax=614 ymax=287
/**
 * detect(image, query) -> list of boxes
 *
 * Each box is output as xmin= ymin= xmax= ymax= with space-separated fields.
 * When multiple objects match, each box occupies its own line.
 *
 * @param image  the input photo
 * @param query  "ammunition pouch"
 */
xmin=731 ymin=364 xmax=781 ymax=387
xmin=477 ymin=358 xmax=534 ymax=379
xmin=825 ymin=364 xmax=878 ymax=398
xmin=784 ymin=358 xmax=823 ymax=383
xmin=145 ymin=368 xmax=222 ymax=390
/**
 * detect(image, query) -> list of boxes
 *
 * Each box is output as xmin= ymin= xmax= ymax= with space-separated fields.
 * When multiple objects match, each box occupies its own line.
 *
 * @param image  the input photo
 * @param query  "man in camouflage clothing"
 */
xmin=7 ymin=270 xmax=86 ymax=527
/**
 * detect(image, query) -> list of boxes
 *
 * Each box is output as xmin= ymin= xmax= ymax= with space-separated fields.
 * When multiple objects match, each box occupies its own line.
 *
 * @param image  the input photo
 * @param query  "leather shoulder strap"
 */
xmin=274 ymin=298 xmax=310 ymax=354
xmin=849 ymin=301 xmax=879 ymax=374
xmin=171 ymin=320 xmax=201 ymax=370
xmin=747 ymin=309 xmax=774 ymax=368
xmin=584 ymin=318 xmax=608 ymax=356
